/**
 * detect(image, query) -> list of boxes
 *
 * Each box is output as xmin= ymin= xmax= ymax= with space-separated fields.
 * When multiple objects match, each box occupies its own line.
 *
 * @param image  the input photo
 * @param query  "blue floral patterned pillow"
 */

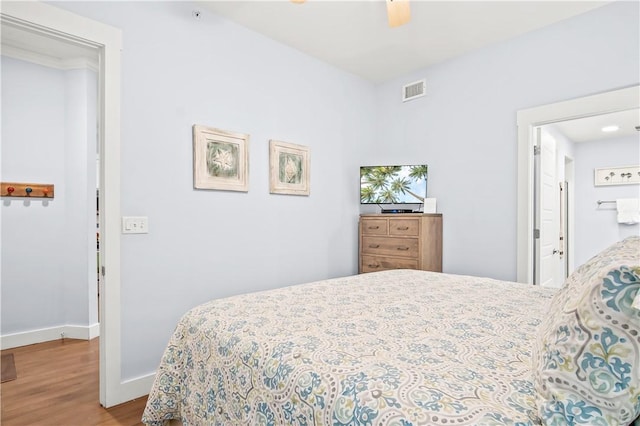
xmin=532 ymin=236 xmax=640 ymax=426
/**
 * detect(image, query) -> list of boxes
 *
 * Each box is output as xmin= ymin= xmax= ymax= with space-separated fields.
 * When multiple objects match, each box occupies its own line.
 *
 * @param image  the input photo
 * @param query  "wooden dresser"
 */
xmin=359 ymin=213 xmax=442 ymax=273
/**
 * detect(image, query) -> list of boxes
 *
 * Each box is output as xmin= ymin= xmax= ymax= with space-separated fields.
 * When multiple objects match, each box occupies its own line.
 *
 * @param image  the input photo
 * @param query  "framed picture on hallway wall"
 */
xmin=193 ymin=125 xmax=249 ymax=192
xmin=269 ymin=140 xmax=310 ymax=196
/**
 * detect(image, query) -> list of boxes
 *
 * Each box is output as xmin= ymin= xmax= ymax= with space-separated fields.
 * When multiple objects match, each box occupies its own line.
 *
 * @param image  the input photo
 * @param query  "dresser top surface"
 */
xmin=360 ymin=213 xmax=442 ymax=218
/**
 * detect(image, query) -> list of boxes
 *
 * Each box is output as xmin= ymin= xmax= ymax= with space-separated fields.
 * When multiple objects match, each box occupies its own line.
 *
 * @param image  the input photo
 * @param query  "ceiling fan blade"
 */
xmin=386 ymin=0 xmax=411 ymax=27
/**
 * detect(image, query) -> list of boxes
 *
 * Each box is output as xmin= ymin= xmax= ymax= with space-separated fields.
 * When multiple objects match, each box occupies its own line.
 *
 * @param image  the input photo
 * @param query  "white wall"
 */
xmin=53 ymin=1 xmax=375 ymax=380
xmin=574 ymin=134 xmax=640 ymax=266
xmin=1 ymin=57 xmax=98 ymax=341
xmin=63 ymin=68 xmax=99 ymax=329
xmin=372 ymin=1 xmax=639 ymax=281
xmin=1 ymin=57 xmax=67 ymax=335
xmin=42 ymin=0 xmax=639 ymax=383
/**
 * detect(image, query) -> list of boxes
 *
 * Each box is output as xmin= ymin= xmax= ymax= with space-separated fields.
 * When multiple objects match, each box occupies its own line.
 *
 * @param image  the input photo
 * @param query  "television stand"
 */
xmin=380 ymin=209 xmax=415 ymax=214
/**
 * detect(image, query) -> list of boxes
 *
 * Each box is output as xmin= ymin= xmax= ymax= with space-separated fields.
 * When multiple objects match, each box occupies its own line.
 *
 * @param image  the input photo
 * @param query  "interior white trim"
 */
xmin=0 ymin=44 xmax=99 ymax=71
xmin=0 ymin=324 xmax=100 ymax=350
xmin=120 ymin=373 xmax=157 ymax=404
xmin=0 ymin=1 xmax=125 ymax=407
xmin=516 ymin=85 xmax=640 ymax=284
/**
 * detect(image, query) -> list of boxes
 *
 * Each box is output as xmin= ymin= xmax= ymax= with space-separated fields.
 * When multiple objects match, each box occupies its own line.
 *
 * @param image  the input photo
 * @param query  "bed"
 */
xmin=142 ymin=236 xmax=640 ymax=426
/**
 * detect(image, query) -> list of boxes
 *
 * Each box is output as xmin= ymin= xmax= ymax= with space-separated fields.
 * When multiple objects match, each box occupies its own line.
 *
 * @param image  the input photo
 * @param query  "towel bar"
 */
xmin=597 ymin=200 xmax=615 ymax=205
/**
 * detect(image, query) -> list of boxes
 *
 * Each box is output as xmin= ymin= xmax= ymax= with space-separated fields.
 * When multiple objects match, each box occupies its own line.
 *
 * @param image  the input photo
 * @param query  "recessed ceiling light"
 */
xmin=601 ymin=125 xmax=619 ymax=133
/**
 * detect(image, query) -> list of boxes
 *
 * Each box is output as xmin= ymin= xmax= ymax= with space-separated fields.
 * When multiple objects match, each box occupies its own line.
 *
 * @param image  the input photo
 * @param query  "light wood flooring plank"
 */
xmin=1 ymin=338 xmax=148 ymax=426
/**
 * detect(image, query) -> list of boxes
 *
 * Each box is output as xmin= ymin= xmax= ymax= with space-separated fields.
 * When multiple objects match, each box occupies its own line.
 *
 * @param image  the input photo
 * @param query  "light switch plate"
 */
xmin=122 ymin=216 xmax=148 ymax=234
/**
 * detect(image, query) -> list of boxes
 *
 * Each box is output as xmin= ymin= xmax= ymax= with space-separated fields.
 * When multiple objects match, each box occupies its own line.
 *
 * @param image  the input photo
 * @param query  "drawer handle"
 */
xmin=368 ymin=263 xmax=380 ymax=268
xmin=368 ymin=226 xmax=380 ymax=229
xmin=396 ymin=226 xmax=409 ymax=230
xmin=369 ymin=244 xmax=380 ymax=248
xmin=396 ymin=246 xmax=410 ymax=251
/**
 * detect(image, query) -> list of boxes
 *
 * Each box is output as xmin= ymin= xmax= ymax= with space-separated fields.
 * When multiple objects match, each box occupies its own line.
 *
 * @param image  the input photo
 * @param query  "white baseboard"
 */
xmin=0 ymin=323 xmax=101 ymax=350
xmin=109 ymin=373 xmax=156 ymax=407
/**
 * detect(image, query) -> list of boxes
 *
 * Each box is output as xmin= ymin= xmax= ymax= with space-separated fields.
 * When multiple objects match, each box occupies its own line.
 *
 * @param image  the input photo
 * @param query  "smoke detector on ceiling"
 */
xmin=402 ymin=79 xmax=426 ymax=102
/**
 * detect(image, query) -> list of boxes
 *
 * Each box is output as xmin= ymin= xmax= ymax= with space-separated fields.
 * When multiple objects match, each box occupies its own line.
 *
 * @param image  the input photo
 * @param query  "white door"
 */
xmin=535 ymin=129 xmax=562 ymax=287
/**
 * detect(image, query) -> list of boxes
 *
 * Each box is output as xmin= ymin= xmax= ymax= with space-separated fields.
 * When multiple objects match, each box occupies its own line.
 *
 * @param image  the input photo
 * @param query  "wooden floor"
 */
xmin=0 ymin=338 xmax=148 ymax=426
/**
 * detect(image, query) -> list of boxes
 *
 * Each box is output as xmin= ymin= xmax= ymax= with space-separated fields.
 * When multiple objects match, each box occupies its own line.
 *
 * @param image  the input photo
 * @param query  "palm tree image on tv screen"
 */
xmin=360 ymin=165 xmax=428 ymax=204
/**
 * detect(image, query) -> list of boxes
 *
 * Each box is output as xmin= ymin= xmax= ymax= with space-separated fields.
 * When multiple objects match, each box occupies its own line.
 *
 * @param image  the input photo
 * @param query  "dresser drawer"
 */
xmin=361 ymin=219 xmax=388 ymax=235
xmin=361 ymin=236 xmax=419 ymax=258
xmin=358 ymin=213 xmax=442 ymax=274
xmin=361 ymin=255 xmax=419 ymax=273
xmin=388 ymin=218 xmax=420 ymax=236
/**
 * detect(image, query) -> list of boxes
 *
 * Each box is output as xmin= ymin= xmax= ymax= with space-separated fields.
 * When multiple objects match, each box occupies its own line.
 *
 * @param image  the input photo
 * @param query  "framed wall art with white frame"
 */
xmin=269 ymin=139 xmax=310 ymax=196
xmin=193 ymin=125 xmax=249 ymax=192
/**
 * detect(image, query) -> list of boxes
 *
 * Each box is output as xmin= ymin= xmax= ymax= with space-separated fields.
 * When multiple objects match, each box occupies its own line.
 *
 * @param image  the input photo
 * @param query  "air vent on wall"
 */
xmin=402 ymin=79 xmax=426 ymax=102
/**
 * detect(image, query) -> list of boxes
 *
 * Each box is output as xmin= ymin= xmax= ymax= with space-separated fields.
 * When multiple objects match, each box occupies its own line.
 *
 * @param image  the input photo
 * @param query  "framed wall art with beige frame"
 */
xmin=193 ymin=125 xmax=249 ymax=192
xmin=269 ymin=140 xmax=310 ymax=196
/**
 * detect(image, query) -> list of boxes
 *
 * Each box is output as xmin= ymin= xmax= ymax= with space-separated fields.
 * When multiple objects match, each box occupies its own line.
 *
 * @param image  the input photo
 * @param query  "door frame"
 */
xmin=516 ymin=85 xmax=640 ymax=284
xmin=0 ymin=2 xmax=129 ymax=407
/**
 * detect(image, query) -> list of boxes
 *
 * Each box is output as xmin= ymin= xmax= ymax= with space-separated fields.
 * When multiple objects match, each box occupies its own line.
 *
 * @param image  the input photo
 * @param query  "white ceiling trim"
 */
xmin=1 ymin=44 xmax=99 ymax=72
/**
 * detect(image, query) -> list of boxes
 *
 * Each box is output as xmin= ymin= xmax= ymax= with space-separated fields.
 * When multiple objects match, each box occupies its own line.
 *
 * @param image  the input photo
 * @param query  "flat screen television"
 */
xmin=360 ymin=165 xmax=428 ymax=208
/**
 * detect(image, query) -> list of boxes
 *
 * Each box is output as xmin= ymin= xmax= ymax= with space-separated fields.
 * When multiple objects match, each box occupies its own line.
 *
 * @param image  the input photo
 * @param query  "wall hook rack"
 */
xmin=594 ymin=165 xmax=640 ymax=186
xmin=1 ymin=182 xmax=55 ymax=198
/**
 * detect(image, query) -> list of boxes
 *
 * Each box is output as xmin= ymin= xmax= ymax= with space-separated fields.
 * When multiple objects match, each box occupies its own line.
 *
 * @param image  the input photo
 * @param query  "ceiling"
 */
xmin=199 ymin=0 xmax=638 ymax=143
xmin=3 ymin=0 xmax=636 ymax=144
xmin=199 ymin=1 xmax=611 ymax=84
xmin=548 ymin=108 xmax=640 ymax=144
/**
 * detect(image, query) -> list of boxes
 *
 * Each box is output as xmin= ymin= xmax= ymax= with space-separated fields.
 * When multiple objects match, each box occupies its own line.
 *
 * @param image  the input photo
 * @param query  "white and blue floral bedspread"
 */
xmin=142 ymin=269 xmax=556 ymax=426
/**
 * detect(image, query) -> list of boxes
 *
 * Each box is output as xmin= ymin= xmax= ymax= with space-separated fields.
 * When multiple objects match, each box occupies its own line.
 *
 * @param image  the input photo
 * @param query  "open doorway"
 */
xmin=1 ymin=7 xmax=100 ymax=392
xmin=532 ymin=126 xmax=574 ymax=288
xmin=1 ymin=24 xmax=100 ymax=329
xmin=1 ymin=2 xmax=125 ymax=407
xmin=532 ymin=109 xmax=638 ymax=287
xmin=516 ymin=85 xmax=640 ymax=285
